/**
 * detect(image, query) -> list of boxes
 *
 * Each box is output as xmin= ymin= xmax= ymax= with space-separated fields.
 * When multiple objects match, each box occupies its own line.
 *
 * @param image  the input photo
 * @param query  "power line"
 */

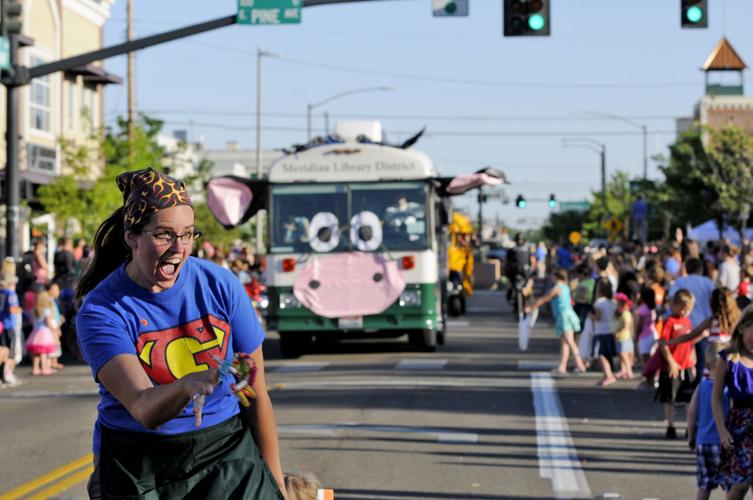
xmin=146 ymin=119 xmax=677 ymax=137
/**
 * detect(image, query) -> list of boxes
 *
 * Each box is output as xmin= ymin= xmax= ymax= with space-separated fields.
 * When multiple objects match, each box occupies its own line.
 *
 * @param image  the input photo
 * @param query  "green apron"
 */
xmin=97 ymin=415 xmax=283 ymax=499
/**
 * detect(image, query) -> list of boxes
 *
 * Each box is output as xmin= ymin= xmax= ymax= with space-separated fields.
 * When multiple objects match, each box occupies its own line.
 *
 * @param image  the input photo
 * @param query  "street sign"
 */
xmin=569 ymin=231 xmax=582 ymax=245
xmin=559 ymin=200 xmax=590 ymax=212
xmin=433 ymin=0 xmax=469 ymax=16
xmin=237 ymin=0 xmax=301 ymax=25
xmin=0 ymin=37 xmax=10 ymax=71
xmin=603 ymin=217 xmax=624 ymax=233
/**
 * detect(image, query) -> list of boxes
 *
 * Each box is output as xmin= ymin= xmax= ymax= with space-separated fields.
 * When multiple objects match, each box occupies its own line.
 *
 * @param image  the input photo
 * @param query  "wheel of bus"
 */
xmin=278 ymin=332 xmax=313 ymax=358
xmin=408 ymin=329 xmax=437 ymax=352
xmin=448 ymin=295 xmax=463 ymax=317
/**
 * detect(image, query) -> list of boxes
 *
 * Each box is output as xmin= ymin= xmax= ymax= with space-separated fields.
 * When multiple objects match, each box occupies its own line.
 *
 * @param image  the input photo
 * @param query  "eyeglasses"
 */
xmin=143 ymin=229 xmax=202 ymax=246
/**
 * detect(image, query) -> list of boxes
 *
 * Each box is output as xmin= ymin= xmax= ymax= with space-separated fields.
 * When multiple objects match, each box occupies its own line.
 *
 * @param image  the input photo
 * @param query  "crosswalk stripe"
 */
xmin=274 ymin=361 xmax=330 ymax=373
xmin=395 ymin=359 xmax=448 ymax=370
xmin=532 ymin=373 xmax=591 ymax=499
xmin=518 ymin=360 xmax=557 ymax=371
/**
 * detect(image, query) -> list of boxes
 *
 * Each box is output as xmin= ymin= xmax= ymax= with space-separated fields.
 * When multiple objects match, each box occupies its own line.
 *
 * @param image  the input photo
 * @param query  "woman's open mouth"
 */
xmin=157 ymin=256 xmax=182 ymax=280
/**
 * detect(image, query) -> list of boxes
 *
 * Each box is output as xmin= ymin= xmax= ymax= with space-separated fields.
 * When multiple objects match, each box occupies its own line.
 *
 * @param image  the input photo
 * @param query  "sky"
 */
xmin=101 ymin=0 xmax=753 ymax=229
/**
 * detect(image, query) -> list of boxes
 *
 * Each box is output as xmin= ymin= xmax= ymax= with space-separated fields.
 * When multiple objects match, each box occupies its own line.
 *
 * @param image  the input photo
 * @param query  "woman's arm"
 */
xmin=239 ymin=346 xmax=288 ymax=497
xmin=666 ymin=317 xmax=711 ymax=346
xmin=712 ymin=360 xmax=733 ymax=450
xmin=98 ymin=354 xmax=219 ymax=430
xmin=686 ymin=386 xmax=699 ymax=449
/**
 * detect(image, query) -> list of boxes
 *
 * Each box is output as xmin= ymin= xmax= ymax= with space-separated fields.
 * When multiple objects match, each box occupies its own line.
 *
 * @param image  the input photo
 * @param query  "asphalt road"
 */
xmin=0 ymin=290 xmax=724 ymax=499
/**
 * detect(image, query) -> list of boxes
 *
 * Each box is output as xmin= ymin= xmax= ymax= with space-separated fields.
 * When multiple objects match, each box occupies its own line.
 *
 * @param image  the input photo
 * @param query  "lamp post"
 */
xmin=574 ymin=110 xmax=648 ymax=179
xmin=255 ymin=47 xmax=277 ymax=256
xmin=563 ymin=138 xmax=607 ymax=209
xmin=306 ymin=86 xmax=392 ymax=141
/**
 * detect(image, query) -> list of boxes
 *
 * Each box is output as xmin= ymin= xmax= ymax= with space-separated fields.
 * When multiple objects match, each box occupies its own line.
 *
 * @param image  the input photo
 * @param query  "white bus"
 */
xmin=207 ymin=122 xmax=505 ymax=357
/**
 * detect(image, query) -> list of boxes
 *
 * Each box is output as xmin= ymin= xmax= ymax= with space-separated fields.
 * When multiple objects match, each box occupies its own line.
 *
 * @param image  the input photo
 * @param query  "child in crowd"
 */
xmin=572 ymin=263 xmax=595 ymax=330
xmin=592 ymin=279 xmax=617 ymax=387
xmin=664 ymin=287 xmax=738 ymax=366
xmin=46 ymin=282 xmax=65 ymax=370
xmin=736 ymin=265 xmax=753 ymax=310
xmin=636 ymin=286 xmax=658 ymax=364
xmin=687 ymin=344 xmax=728 ymax=500
xmin=613 ymin=293 xmax=635 ymax=380
xmin=284 ymin=472 xmax=321 ymax=500
xmin=527 ymin=269 xmax=588 ymax=375
xmin=712 ymin=305 xmax=753 ymax=499
xmin=25 ymin=290 xmax=57 ymax=375
xmin=0 ymin=270 xmax=22 ymax=386
xmin=656 ymin=289 xmax=696 ymax=439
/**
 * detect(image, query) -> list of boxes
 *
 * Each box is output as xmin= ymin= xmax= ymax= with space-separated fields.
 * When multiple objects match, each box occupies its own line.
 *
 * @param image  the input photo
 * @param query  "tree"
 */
xmin=661 ymin=123 xmax=753 ymax=236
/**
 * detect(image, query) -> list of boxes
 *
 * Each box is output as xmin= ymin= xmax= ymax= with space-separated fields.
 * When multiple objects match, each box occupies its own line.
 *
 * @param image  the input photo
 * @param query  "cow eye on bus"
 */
xmin=308 ymin=212 xmax=341 ymax=253
xmin=350 ymin=211 xmax=382 ymax=252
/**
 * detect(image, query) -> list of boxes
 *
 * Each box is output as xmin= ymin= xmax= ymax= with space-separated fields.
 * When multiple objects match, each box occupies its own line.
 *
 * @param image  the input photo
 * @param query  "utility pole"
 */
xmin=642 ymin=124 xmax=648 ymax=179
xmin=255 ymin=47 xmax=264 ymax=255
xmin=600 ymin=145 xmax=607 ymax=209
xmin=4 ymin=36 xmax=19 ymax=259
xmin=127 ymin=0 xmax=135 ymax=166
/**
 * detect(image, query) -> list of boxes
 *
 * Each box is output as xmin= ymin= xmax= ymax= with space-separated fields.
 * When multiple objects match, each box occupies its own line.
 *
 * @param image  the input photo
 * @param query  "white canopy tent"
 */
xmin=687 ymin=219 xmax=753 ymax=244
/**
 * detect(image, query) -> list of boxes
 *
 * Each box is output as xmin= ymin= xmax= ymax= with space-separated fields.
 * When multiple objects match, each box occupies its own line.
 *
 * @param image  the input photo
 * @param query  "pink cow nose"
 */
xmin=293 ymin=252 xmax=406 ymax=318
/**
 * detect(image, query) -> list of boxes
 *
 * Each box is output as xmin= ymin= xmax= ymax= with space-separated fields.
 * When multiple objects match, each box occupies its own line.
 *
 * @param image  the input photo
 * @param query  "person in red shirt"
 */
xmin=657 ymin=289 xmax=695 ymax=439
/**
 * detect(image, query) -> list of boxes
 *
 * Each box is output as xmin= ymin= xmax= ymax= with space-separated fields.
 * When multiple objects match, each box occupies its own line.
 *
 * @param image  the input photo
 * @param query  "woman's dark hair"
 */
xmin=639 ymin=286 xmax=656 ymax=310
xmin=75 ymin=207 xmax=146 ymax=300
xmin=595 ymin=278 xmax=613 ymax=300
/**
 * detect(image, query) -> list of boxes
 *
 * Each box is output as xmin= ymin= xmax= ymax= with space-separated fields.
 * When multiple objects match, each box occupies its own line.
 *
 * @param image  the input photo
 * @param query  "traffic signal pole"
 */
xmin=4 ymin=34 xmax=19 ymax=258
xmin=3 ymin=0 xmax=388 ymax=258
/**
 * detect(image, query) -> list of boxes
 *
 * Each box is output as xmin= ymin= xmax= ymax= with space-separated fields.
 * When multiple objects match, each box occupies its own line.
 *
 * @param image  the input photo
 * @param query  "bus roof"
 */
xmin=267 ymin=142 xmax=437 ymax=183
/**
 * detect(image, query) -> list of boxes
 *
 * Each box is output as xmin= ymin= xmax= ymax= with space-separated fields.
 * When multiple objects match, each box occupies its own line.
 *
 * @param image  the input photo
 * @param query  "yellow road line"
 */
xmin=26 ymin=465 xmax=94 ymax=500
xmin=0 ymin=453 xmax=93 ymax=500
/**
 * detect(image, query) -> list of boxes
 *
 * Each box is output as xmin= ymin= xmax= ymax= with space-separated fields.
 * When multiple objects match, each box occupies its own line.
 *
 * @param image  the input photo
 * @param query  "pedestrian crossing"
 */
xmin=271 ymin=358 xmax=562 ymax=373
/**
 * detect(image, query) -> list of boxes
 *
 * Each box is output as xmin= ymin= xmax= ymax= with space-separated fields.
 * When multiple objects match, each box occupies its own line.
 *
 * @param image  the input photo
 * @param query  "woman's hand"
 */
xmin=719 ymin=427 xmax=734 ymax=450
xmin=179 ymin=368 xmax=220 ymax=400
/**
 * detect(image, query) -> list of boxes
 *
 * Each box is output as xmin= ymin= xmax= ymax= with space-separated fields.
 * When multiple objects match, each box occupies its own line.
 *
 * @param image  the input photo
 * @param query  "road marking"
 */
xmin=0 ymin=389 xmax=99 ymax=399
xmin=531 ymin=373 xmax=591 ymax=499
xmin=518 ymin=360 xmax=557 ymax=371
xmin=396 ymin=359 xmax=448 ymax=370
xmin=268 ymin=376 xmax=529 ymax=390
xmin=446 ymin=320 xmax=469 ymax=327
xmin=279 ymin=423 xmax=477 ymax=443
xmin=26 ymin=465 xmax=93 ymax=500
xmin=0 ymin=452 xmax=92 ymax=499
xmin=274 ymin=361 xmax=330 ymax=373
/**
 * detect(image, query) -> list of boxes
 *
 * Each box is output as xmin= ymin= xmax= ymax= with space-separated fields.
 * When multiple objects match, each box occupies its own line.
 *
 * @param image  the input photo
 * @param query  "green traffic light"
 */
xmin=686 ymin=5 xmax=704 ymax=23
xmin=528 ymin=13 xmax=545 ymax=31
xmin=548 ymin=200 xmax=556 ymax=208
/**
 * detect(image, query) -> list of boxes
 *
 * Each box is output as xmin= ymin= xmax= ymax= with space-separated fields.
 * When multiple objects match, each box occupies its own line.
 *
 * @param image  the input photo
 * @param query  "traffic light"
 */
xmin=515 ymin=194 xmax=526 ymax=208
xmin=2 ymin=0 xmax=23 ymax=37
xmin=548 ymin=193 xmax=556 ymax=208
xmin=504 ymin=0 xmax=550 ymax=37
xmin=681 ymin=0 xmax=707 ymax=28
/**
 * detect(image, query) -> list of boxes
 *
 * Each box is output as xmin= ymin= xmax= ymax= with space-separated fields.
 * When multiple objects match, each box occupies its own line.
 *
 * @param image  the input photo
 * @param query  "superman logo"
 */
xmin=135 ymin=315 xmax=231 ymax=384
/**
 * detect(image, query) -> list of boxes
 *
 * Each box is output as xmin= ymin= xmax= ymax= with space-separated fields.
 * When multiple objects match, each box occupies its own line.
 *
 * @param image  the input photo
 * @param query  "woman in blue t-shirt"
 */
xmin=76 ymin=167 xmax=285 ymax=499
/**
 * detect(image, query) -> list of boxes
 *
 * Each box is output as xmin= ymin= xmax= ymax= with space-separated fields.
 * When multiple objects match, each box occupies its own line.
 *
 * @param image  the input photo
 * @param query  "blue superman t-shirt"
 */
xmin=77 ymin=257 xmax=265 ymax=454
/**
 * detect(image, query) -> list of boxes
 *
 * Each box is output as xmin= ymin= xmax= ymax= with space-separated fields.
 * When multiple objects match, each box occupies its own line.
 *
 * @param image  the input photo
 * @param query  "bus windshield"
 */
xmin=270 ymin=181 xmax=428 ymax=253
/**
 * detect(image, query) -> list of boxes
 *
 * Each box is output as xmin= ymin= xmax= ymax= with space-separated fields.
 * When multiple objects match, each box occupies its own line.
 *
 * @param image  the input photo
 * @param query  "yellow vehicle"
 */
xmin=447 ymin=212 xmax=474 ymax=316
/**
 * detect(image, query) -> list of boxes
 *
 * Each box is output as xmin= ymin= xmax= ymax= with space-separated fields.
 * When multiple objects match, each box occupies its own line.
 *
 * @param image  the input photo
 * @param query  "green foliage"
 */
xmin=541 ymin=210 xmax=590 ymax=243
xmin=192 ymin=202 xmax=248 ymax=251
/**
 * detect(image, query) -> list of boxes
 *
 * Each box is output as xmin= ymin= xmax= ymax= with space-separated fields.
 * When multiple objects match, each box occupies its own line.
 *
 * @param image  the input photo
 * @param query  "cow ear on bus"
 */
xmin=207 ymin=176 xmax=269 ymax=229
xmin=435 ymin=166 xmax=509 ymax=197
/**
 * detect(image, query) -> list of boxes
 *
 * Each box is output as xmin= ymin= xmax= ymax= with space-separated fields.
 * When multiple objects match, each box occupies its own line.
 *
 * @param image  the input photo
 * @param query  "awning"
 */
xmin=65 ymin=63 xmax=122 ymax=85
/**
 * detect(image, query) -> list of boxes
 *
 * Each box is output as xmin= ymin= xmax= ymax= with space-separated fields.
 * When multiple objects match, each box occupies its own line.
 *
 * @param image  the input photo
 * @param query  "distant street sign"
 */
xmin=569 ymin=231 xmax=582 ymax=245
xmin=559 ymin=200 xmax=590 ymax=212
xmin=237 ymin=0 xmax=301 ymax=25
xmin=0 ymin=37 xmax=10 ymax=71
xmin=603 ymin=217 xmax=624 ymax=233
xmin=433 ymin=0 xmax=469 ymax=16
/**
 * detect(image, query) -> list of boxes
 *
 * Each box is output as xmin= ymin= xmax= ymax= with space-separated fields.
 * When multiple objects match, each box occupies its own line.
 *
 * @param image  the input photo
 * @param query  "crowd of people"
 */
xmin=520 ymin=230 xmax=753 ymax=499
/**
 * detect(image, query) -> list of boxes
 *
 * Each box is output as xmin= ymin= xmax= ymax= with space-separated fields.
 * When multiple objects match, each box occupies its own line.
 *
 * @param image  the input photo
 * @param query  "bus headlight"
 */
xmin=279 ymin=292 xmax=301 ymax=309
xmin=399 ymin=289 xmax=422 ymax=307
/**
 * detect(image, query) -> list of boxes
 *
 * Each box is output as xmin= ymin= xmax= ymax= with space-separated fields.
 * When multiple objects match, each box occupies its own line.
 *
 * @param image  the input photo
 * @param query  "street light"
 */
xmin=306 ymin=86 xmax=392 ymax=141
xmin=562 ymin=137 xmax=607 ymax=209
xmin=573 ymin=110 xmax=648 ymax=179
xmin=255 ymin=47 xmax=277 ymax=256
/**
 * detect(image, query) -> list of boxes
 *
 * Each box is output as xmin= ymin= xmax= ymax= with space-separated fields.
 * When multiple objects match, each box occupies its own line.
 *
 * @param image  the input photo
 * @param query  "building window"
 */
xmin=30 ymin=56 xmax=51 ymax=133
